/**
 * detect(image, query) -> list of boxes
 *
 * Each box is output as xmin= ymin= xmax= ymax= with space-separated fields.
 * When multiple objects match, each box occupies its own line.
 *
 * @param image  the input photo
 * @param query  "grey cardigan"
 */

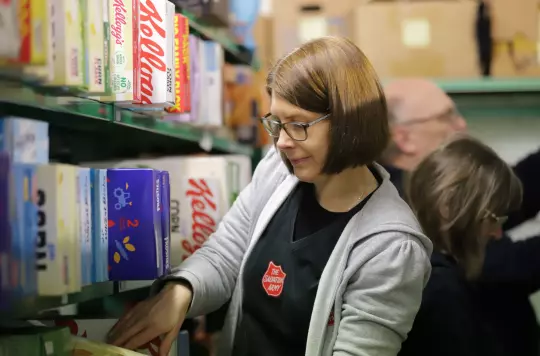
xmin=156 ymin=147 xmax=433 ymax=356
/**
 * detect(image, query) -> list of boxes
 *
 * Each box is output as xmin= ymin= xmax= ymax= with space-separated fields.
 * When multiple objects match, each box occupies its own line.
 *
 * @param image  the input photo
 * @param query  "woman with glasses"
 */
xmin=399 ymin=134 xmax=523 ymax=356
xmin=108 ymin=36 xmax=432 ymax=356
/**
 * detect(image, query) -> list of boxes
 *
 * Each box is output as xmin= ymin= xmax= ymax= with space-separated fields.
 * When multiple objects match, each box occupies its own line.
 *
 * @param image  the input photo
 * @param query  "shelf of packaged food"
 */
xmin=1 ymin=281 xmax=156 ymax=320
xmin=0 ymin=85 xmax=253 ymax=157
xmin=1 ymin=282 xmax=116 ymax=320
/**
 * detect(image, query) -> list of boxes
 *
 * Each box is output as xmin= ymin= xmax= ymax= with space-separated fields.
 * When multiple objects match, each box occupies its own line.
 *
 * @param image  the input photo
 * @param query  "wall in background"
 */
xmin=467 ymin=115 xmax=540 ymax=240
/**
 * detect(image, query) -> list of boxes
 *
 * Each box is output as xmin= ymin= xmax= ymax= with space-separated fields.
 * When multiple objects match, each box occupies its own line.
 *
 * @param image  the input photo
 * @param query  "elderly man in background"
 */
xmin=382 ymin=78 xmax=540 ymax=356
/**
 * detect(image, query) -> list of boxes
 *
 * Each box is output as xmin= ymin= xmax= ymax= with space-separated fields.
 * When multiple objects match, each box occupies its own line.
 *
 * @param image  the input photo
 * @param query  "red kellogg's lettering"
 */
xmin=187 ymin=178 xmax=217 ymax=246
xmin=111 ymin=0 xmax=127 ymax=45
xmin=139 ymin=0 xmax=166 ymax=104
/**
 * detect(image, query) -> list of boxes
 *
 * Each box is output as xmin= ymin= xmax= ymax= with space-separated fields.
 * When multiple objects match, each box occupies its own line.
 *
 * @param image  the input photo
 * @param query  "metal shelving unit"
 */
xmin=0 ymin=8 xmax=257 ymax=324
xmin=436 ymin=78 xmax=540 ymax=119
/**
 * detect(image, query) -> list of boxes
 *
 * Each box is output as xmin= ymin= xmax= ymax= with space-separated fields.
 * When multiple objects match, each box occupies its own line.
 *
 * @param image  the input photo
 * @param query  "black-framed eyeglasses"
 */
xmin=260 ymin=113 xmax=330 ymax=142
xmin=484 ymin=210 xmax=508 ymax=226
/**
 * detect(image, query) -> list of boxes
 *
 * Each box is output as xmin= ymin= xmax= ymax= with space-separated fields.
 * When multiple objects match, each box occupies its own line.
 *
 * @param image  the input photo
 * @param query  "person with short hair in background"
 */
xmin=108 ymin=37 xmax=432 ymax=356
xmin=398 ymin=134 xmax=523 ymax=356
xmin=383 ymin=78 xmax=540 ymax=356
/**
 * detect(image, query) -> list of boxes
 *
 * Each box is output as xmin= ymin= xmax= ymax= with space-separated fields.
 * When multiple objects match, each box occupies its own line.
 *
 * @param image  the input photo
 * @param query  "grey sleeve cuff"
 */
xmin=150 ymin=269 xmax=203 ymax=319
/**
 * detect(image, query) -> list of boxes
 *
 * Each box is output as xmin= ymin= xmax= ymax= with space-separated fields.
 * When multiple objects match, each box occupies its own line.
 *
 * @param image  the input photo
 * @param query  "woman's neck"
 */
xmin=313 ymin=165 xmax=379 ymax=212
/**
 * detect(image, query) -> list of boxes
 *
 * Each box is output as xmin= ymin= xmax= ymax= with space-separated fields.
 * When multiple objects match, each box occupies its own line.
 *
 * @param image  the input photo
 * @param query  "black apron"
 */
xmin=233 ymin=182 xmax=370 ymax=356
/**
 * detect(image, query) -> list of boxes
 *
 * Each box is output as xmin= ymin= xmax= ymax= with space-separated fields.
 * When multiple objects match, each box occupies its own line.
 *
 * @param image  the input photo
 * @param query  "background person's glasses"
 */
xmin=485 ymin=210 xmax=509 ymax=226
xmin=260 ymin=113 xmax=330 ymax=142
xmin=400 ymin=107 xmax=463 ymax=126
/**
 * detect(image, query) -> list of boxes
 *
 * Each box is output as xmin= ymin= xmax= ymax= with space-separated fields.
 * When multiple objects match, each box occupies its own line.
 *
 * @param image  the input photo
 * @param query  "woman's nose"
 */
xmin=276 ymin=128 xmax=294 ymax=149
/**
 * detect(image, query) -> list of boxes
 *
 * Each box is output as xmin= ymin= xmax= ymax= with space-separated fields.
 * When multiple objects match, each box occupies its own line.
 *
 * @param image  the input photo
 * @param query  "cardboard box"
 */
xmin=271 ymin=0 xmax=357 ymax=58
xmin=100 ymin=0 xmax=134 ymax=101
xmin=36 ymin=164 xmax=80 ymax=296
xmin=491 ymin=0 xmax=538 ymax=41
xmin=91 ymin=169 xmax=109 ymax=283
xmin=133 ymin=0 xmax=175 ymax=106
xmin=106 ymin=169 xmax=165 ymax=280
xmin=165 ymin=13 xmax=191 ymax=114
xmin=49 ymin=0 xmax=84 ymax=86
xmin=490 ymin=0 xmax=540 ymax=77
xmin=348 ymin=0 xmax=479 ymax=79
xmin=271 ymin=0 xmax=539 ymax=79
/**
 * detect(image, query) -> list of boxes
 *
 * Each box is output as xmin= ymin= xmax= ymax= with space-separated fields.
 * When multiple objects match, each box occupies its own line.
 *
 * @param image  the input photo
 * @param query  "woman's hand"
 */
xmin=107 ymin=282 xmax=193 ymax=356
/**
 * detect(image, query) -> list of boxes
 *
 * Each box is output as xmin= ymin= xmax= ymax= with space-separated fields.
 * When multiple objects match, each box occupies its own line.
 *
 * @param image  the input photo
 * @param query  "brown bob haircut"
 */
xmin=266 ymin=36 xmax=390 ymax=174
xmin=406 ymin=134 xmax=523 ymax=279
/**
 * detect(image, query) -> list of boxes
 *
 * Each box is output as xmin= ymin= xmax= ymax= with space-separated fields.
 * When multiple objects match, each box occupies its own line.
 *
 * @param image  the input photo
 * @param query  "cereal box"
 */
xmin=91 ymin=169 xmax=109 ymax=283
xmin=36 ymin=164 xmax=79 ymax=296
xmin=81 ymin=0 xmax=106 ymax=93
xmin=107 ymin=169 xmax=164 ymax=280
xmin=132 ymin=0 xmax=173 ymax=106
xmin=159 ymin=170 xmax=171 ymax=275
xmin=77 ymin=168 xmax=93 ymax=286
xmin=11 ymin=163 xmax=38 ymax=297
xmin=165 ymin=13 xmax=191 ymax=114
xmin=0 ymin=153 xmax=10 ymax=309
xmin=49 ymin=0 xmax=84 ymax=86
xmin=0 ymin=0 xmax=21 ymax=59
xmin=0 ymin=117 xmax=49 ymax=164
xmin=100 ymin=0 xmax=133 ymax=101
xmin=0 ymin=0 xmax=47 ymax=65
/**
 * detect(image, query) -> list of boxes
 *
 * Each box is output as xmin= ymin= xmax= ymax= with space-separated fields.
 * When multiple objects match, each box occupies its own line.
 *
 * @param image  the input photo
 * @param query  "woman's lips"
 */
xmin=289 ymin=157 xmax=309 ymax=166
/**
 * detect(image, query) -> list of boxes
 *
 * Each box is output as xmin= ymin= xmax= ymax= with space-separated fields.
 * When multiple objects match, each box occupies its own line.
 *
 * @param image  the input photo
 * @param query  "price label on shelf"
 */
xmin=118 ymin=281 xmax=153 ymax=293
xmin=199 ymin=131 xmax=213 ymax=152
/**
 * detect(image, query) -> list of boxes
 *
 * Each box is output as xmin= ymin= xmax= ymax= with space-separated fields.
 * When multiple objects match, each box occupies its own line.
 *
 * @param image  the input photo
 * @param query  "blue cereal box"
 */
xmin=160 ymin=171 xmax=171 ymax=275
xmin=91 ymin=169 xmax=108 ymax=283
xmin=0 ymin=117 xmax=49 ymax=164
xmin=78 ymin=168 xmax=93 ymax=286
xmin=12 ymin=163 xmax=38 ymax=297
xmin=0 ymin=153 xmax=11 ymax=308
xmin=107 ymin=169 xmax=163 ymax=280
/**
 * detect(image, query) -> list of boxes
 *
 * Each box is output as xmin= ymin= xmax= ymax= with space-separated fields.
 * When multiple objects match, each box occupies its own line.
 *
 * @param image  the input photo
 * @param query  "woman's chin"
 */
xmin=293 ymin=167 xmax=318 ymax=183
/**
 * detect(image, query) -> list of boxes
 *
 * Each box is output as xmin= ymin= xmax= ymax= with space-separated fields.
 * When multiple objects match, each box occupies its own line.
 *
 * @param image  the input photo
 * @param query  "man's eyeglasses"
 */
xmin=260 ymin=113 xmax=330 ymax=142
xmin=400 ymin=107 xmax=462 ymax=127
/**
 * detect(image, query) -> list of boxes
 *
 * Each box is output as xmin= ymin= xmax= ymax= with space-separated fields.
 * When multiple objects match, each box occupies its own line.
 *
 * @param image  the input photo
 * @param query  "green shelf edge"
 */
xmin=0 ymin=282 xmax=116 ymax=319
xmin=382 ymin=77 xmax=540 ymax=93
xmin=0 ymin=86 xmax=253 ymax=157
xmin=434 ymin=78 xmax=540 ymax=94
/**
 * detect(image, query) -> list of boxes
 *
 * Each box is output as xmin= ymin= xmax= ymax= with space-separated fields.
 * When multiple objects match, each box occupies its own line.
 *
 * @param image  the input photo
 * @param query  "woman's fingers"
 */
xmin=159 ymin=325 xmax=182 ymax=356
xmin=109 ymin=314 xmax=148 ymax=348
xmin=123 ymin=325 xmax=162 ymax=351
xmin=108 ymin=305 xmax=139 ymax=340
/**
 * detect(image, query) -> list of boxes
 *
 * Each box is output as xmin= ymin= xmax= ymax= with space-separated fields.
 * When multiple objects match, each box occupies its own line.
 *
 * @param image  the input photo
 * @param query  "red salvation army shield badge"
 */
xmin=262 ymin=261 xmax=287 ymax=297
